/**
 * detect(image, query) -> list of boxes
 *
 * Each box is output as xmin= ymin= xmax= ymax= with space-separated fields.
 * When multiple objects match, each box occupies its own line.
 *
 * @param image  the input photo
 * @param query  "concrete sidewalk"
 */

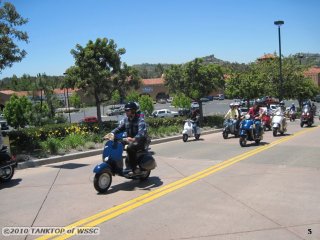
xmin=17 ymin=128 xmax=222 ymax=169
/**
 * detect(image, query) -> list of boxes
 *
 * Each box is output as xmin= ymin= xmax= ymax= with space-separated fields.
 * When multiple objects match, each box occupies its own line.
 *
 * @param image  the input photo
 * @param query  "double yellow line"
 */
xmin=37 ymin=126 xmax=317 ymax=240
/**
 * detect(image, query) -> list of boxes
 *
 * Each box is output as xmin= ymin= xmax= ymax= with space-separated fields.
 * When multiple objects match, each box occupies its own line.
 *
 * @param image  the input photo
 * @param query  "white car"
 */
xmin=191 ymin=102 xmax=199 ymax=109
xmin=152 ymin=109 xmax=179 ymax=118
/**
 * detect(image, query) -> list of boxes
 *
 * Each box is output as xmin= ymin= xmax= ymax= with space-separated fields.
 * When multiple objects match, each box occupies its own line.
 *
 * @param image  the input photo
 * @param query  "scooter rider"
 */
xmin=224 ymin=103 xmax=239 ymax=120
xmin=224 ymin=103 xmax=240 ymax=130
xmin=190 ymin=108 xmax=200 ymax=134
xmin=105 ymin=102 xmax=147 ymax=176
xmin=248 ymin=100 xmax=262 ymax=136
xmin=290 ymin=103 xmax=296 ymax=112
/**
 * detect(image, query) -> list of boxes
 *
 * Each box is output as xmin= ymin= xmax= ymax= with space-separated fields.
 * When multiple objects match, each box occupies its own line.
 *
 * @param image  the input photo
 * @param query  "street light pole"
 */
xmin=274 ymin=20 xmax=284 ymax=102
xmin=297 ymin=53 xmax=304 ymax=65
xmin=63 ymin=72 xmax=72 ymax=124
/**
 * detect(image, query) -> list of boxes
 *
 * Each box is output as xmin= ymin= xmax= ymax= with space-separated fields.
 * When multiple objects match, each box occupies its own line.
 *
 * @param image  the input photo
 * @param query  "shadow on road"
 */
xmin=99 ymin=176 xmax=163 ymax=195
xmin=0 ymin=178 xmax=22 ymax=189
xmin=49 ymin=163 xmax=90 ymax=170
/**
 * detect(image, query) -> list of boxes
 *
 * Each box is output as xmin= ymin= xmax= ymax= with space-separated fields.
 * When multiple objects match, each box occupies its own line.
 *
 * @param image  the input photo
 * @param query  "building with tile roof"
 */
xmin=304 ymin=66 xmax=320 ymax=87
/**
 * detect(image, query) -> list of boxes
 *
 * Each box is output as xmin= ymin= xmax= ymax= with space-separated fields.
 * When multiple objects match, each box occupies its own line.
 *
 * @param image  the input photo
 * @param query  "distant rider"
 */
xmin=190 ymin=108 xmax=200 ymax=134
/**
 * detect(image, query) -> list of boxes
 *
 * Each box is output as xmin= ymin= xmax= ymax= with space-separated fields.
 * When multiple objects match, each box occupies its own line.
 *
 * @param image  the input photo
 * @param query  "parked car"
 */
xmin=0 ymin=120 xmax=9 ymax=130
xmin=81 ymin=116 xmax=98 ymax=123
xmin=107 ymin=105 xmax=125 ymax=116
xmin=218 ymin=94 xmax=225 ymax=100
xmin=199 ymin=97 xmax=209 ymax=102
xmin=178 ymin=108 xmax=190 ymax=116
xmin=157 ymin=98 xmax=167 ymax=104
xmin=239 ymin=107 xmax=248 ymax=116
xmin=152 ymin=109 xmax=179 ymax=118
xmin=191 ymin=102 xmax=199 ymax=109
xmin=206 ymin=96 xmax=214 ymax=101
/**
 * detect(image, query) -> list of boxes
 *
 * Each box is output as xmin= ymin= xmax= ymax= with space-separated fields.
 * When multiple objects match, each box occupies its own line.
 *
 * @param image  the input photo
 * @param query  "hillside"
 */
xmin=132 ymin=53 xmax=320 ymax=78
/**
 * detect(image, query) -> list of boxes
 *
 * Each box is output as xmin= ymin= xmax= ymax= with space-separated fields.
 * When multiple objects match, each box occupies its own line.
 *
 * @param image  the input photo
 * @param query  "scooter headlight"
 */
xmin=104 ymin=156 xmax=109 ymax=162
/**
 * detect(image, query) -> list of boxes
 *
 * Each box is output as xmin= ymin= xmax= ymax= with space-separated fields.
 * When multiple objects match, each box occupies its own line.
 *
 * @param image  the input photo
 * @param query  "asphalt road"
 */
xmin=1 ymin=120 xmax=320 ymax=240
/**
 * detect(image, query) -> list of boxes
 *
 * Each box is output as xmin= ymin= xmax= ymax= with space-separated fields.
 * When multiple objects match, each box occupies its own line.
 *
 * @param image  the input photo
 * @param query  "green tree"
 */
xmin=125 ymin=91 xmax=140 ymax=103
xmin=66 ymin=38 xmax=140 ymax=124
xmin=111 ymin=90 xmax=121 ymax=104
xmin=0 ymin=1 xmax=29 ymax=72
xmin=225 ymin=70 xmax=264 ymax=106
xmin=3 ymin=94 xmax=31 ymax=128
xmin=69 ymin=92 xmax=81 ymax=108
xmin=164 ymin=58 xmax=224 ymax=122
xmin=25 ymin=102 xmax=50 ymax=127
xmin=172 ymin=93 xmax=191 ymax=109
xmin=138 ymin=95 xmax=154 ymax=116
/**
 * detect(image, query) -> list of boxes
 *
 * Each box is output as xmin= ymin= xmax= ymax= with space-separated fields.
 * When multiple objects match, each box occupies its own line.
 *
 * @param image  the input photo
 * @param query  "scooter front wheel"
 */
xmin=94 ymin=170 xmax=112 ymax=193
xmin=273 ymin=129 xmax=277 ymax=137
xmin=239 ymin=137 xmax=247 ymax=147
xmin=222 ymin=131 xmax=228 ymax=139
xmin=0 ymin=166 xmax=14 ymax=182
xmin=182 ymin=134 xmax=188 ymax=142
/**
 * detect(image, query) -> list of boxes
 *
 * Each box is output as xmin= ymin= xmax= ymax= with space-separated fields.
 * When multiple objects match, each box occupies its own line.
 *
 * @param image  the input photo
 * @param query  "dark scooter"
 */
xmin=300 ymin=105 xmax=314 ymax=127
xmin=0 ymin=146 xmax=17 ymax=183
xmin=239 ymin=115 xmax=264 ymax=147
xmin=93 ymin=133 xmax=156 ymax=193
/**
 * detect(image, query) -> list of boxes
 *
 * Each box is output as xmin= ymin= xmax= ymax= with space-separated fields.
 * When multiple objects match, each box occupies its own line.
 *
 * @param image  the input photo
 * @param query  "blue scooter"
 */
xmin=93 ymin=133 xmax=156 ymax=193
xmin=239 ymin=115 xmax=263 ymax=147
xmin=222 ymin=119 xmax=239 ymax=139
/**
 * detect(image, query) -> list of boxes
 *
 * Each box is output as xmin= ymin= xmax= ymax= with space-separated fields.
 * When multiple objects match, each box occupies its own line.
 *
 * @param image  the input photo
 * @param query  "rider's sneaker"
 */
xmin=128 ymin=168 xmax=141 ymax=177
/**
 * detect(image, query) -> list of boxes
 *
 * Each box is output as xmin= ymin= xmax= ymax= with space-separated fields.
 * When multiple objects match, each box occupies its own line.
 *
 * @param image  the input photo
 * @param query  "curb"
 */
xmin=17 ymin=128 xmax=222 ymax=170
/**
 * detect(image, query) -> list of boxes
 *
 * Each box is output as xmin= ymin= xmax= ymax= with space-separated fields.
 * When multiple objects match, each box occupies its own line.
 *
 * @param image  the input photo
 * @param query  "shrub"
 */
xmin=63 ymin=133 xmax=86 ymax=149
xmin=40 ymin=137 xmax=63 ymax=155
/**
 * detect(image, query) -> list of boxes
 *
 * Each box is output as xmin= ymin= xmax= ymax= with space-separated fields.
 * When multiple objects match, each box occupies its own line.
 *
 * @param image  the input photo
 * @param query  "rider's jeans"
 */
xmin=254 ymin=120 xmax=261 ymax=135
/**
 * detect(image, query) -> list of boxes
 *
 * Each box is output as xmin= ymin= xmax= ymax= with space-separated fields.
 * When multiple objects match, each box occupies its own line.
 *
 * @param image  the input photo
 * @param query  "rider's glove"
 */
xmin=103 ymin=133 xmax=114 ymax=140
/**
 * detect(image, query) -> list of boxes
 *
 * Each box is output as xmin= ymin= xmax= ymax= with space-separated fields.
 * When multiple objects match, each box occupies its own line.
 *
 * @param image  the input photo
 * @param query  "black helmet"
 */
xmin=255 ymin=99 xmax=263 ymax=106
xmin=125 ymin=102 xmax=138 ymax=111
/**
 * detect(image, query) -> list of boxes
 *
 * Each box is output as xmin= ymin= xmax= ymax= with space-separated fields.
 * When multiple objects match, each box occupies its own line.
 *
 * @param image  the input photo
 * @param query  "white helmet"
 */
xmin=229 ymin=103 xmax=234 ymax=108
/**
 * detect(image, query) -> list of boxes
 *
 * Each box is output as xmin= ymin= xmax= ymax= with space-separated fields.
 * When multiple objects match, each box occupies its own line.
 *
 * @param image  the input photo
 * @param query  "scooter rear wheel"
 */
xmin=94 ymin=170 xmax=112 ymax=193
xmin=139 ymin=170 xmax=151 ymax=181
xmin=0 ymin=166 xmax=14 ymax=182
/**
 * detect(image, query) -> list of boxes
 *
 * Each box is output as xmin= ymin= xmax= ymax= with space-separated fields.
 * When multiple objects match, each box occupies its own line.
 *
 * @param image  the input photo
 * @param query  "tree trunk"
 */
xmin=94 ymin=91 xmax=103 ymax=131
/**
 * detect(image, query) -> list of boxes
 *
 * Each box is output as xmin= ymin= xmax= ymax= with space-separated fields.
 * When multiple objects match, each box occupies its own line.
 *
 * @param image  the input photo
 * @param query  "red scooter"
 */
xmin=261 ymin=113 xmax=272 ymax=131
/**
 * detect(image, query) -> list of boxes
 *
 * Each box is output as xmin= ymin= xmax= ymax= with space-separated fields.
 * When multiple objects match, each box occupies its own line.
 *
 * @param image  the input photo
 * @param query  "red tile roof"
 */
xmin=142 ymin=78 xmax=165 ymax=85
xmin=257 ymin=53 xmax=276 ymax=61
xmin=305 ymin=67 xmax=320 ymax=75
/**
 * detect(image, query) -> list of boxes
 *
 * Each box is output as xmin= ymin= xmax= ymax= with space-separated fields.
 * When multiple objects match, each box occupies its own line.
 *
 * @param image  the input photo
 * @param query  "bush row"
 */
xmin=7 ymin=115 xmax=224 ymax=155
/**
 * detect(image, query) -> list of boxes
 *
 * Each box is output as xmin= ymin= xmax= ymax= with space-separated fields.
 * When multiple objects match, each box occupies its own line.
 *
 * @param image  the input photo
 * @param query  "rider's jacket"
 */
xmin=112 ymin=115 xmax=147 ymax=139
xmin=248 ymin=107 xmax=260 ymax=119
xmin=224 ymin=109 xmax=239 ymax=119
